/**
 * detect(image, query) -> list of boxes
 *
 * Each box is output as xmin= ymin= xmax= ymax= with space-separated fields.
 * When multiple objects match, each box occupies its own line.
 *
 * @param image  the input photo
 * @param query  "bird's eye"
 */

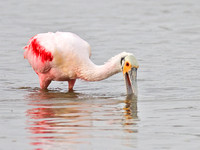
xmin=126 ymin=62 xmax=130 ymax=67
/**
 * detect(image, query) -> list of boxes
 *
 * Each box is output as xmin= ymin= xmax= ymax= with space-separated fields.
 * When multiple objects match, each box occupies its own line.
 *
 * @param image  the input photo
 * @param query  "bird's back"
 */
xmin=24 ymin=32 xmax=91 ymax=77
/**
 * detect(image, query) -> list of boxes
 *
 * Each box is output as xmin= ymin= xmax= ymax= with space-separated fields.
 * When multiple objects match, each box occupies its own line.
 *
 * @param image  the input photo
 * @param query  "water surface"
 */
xmin=0 ymin=0 xmax=200 ymax=149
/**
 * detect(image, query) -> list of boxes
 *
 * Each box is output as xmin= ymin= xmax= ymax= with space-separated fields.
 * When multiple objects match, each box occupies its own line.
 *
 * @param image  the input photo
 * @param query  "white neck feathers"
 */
xmin=77 ymin=52 xmax=130 ymax=81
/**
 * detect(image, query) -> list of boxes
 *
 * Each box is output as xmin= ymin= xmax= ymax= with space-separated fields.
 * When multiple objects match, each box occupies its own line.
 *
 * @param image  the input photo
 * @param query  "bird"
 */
xmin=24 ymin=32 xmax=139 ymax=95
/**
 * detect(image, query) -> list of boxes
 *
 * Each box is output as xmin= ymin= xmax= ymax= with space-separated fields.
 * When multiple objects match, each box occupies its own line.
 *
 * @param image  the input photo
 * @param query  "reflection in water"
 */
xmin=123 ymin=95 xmax=138 ymax=130
xmin=26 ymin=90 xmax=138 ymax=150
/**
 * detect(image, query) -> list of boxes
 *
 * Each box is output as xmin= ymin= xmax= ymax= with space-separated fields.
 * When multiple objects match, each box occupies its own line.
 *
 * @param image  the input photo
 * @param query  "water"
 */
xmin=0 ymin=0 xmax=200 ymax=149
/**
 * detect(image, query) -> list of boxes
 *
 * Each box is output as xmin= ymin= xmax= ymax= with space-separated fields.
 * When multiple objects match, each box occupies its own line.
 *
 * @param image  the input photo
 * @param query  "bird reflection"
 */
xmin=123 ymin=95 xmax=138 ymax=134
xmin=124 ymin=95 xmax=138 ymax=121
xmin=26 ymin=89 xmax=138 ymax=150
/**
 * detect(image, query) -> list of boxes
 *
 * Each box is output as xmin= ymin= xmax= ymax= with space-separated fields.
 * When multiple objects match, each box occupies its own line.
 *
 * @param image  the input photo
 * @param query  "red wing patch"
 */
xmin=24 ymin=37 xmax=53 ymax=62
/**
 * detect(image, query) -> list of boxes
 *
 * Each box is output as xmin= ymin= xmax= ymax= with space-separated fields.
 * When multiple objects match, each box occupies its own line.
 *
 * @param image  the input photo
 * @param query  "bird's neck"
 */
xmin=77 ymin=55 xmax=122 ymax=81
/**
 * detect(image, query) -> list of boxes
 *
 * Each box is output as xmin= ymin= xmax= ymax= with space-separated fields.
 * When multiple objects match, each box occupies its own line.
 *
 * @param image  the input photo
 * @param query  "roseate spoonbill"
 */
xmin=24 ymin=32 xmax=139 ymax=95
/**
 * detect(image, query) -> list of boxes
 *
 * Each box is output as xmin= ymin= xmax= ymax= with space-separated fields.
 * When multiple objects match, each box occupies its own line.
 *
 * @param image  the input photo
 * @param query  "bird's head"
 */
xmin=121 ymin=54 xmax=139 ymax=95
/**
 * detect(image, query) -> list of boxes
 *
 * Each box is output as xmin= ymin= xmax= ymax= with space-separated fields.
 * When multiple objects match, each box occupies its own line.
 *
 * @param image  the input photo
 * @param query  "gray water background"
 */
xmin=0 ymin=0 xmax=200 ymax=149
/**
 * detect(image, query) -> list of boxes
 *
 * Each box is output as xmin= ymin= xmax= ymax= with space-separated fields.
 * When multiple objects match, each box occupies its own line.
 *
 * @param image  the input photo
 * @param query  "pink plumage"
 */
xmin=24 ymin=32 xmax=135 ymax=92
xmin=24 ymin=37 xmax=53 ymax=62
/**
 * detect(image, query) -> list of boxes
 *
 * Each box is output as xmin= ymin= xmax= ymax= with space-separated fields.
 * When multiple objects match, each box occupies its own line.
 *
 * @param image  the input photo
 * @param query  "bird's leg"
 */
xmin=40 ymin=80 xmax=51 ymax=90
xmin=68 ymin=79 xmax=76 ymax=91
xmin=38 ymin=74 xmax=51 ymax=90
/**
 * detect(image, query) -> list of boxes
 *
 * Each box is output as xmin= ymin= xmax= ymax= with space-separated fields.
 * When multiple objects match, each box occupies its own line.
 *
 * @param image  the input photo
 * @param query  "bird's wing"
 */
xmin=52 ymin=32 xmax=92 ymax=75
xmin=24 ymin=33 xmax=54 ymax=73
xmin=54 ymin=32 xmax=91 ymax=58
xmin=24 ymin=32 xmax=91 ymax=74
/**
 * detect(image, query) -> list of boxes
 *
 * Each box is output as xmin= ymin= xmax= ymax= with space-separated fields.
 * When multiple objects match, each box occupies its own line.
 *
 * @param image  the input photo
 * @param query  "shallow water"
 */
xmin=1 ymin=0 xmax=200 ymax=149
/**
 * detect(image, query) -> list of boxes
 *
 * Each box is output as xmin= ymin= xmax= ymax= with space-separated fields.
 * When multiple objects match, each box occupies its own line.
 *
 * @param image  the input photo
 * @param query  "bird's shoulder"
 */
xmin=54 ymin=32 xmax=91 ymax=57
